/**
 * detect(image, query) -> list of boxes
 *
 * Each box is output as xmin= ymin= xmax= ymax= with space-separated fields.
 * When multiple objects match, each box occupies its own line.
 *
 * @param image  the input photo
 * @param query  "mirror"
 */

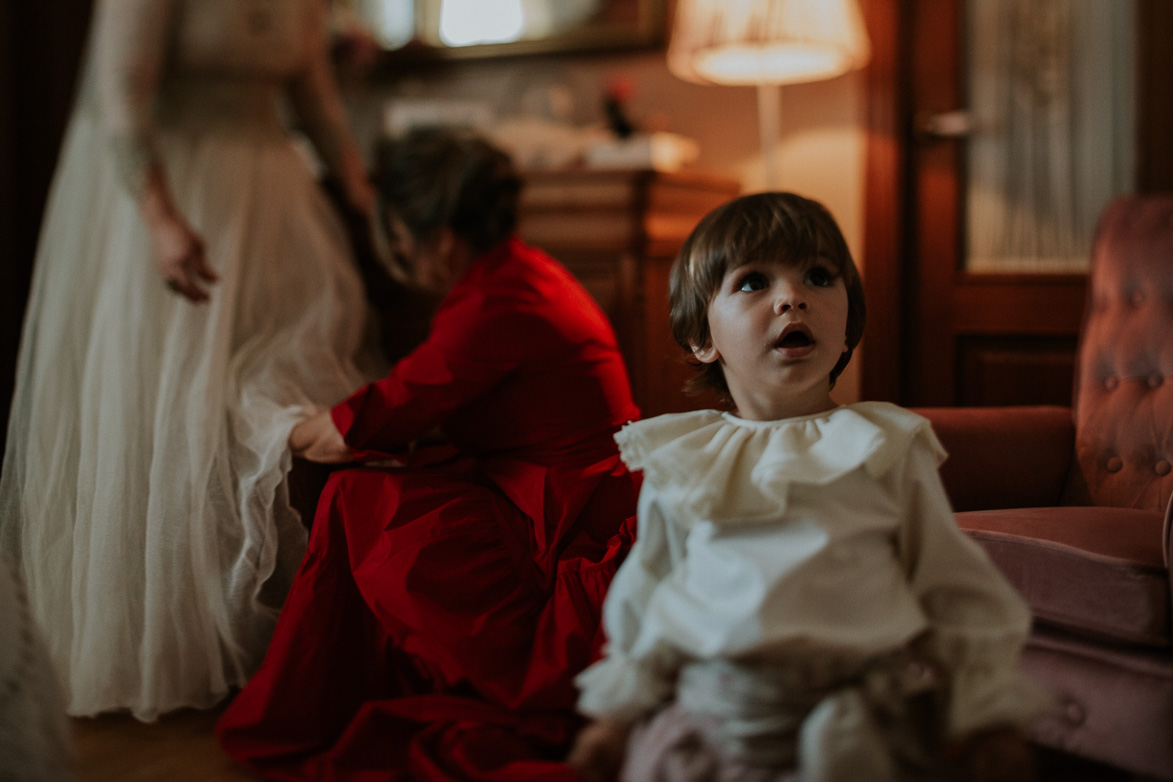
xmin=350 ymin=0 xmax=666 ymax=60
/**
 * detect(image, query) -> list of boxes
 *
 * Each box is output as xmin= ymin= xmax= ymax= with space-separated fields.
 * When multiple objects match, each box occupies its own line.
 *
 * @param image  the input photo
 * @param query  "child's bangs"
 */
xmin=719 ymin=205 xmax=845 ymax=278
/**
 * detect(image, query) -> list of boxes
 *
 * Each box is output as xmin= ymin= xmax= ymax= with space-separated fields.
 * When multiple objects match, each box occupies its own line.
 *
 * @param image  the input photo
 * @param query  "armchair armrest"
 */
xmin=1165 ymin=492 xmax=1172 ymax=570
xmin=913 ymin=406 xmax=1076 ymax=512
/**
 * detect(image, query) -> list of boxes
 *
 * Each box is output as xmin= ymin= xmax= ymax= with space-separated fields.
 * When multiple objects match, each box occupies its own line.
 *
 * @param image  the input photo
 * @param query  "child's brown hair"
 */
xmin=669 ymin=191 xmax=866 ymax=401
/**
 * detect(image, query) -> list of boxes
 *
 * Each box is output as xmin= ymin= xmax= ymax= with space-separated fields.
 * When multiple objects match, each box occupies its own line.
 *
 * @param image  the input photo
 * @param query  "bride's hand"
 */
xmin=148 ymin=212 xmax=217 ymax=303
xmin=290 ymin=409 xmax=354 ymax=464
xmin=138 ymin=163 xmax=218 ymax=303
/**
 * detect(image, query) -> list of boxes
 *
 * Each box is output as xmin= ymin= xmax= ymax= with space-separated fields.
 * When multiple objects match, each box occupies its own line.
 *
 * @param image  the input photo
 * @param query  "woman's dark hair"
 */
xmin=373 ymin=127 xmax=522 ymax=254
xmin=669 ymin=191 xmax=867 ymax=401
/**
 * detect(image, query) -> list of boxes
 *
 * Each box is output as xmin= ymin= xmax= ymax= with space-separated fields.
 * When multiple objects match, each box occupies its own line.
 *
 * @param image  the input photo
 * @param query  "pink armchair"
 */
xmin=917 ymin=194 xmax=1173 ymax=779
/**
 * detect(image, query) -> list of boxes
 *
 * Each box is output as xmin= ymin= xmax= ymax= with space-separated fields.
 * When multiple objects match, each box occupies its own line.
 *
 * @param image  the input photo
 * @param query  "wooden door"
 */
xmin=859 ymin=0 xmax=1172 ymax=408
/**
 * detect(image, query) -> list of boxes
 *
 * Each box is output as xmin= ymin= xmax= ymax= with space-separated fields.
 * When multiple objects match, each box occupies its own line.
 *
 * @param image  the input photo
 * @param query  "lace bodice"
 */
xmin=89 ymin=0 xmax=356 ymax=195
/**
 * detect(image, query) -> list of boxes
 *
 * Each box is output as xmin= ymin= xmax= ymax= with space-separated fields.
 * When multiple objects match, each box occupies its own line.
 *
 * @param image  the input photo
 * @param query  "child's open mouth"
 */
xmin=774 ymin=324 xmax=815 ymax=356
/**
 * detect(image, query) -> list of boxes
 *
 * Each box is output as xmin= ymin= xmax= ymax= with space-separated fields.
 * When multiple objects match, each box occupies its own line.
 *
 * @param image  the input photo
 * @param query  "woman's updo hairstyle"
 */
xmin=374 ymin=127 xmax=522 ymax=254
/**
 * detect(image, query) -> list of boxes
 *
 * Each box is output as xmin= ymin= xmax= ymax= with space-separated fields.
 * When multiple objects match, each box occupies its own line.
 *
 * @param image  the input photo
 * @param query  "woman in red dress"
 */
xmin=217 ymin=129 xmax=641 ymax=781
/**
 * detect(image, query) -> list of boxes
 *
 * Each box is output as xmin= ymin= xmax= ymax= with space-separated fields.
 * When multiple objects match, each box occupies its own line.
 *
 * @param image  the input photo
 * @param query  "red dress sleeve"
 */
xmin=331 ymin=257 xmax=533 ymax=452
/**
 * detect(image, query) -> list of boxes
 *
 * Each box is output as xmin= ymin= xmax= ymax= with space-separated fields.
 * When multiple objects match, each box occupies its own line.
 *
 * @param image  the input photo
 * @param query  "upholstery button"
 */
xmin=1106 ymin=457 xmax=1123 ymax=473
xmin=1132 ymin=290 xmax=1146 ymax=308
xmin=1157 ymin=461 xmax=1172 ymax=477
xmin=1064 ymin=701 xmax=1086 ymax=726
xmin=1104 ymin=376 xmax=1119 ymax=391
xmin=1148 ymin=373 xmax=1165 ymax=389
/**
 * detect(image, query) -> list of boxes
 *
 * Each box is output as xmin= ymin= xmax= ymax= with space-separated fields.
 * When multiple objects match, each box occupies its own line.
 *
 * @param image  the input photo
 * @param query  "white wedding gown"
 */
xmin=0 ymin=0 xmax=377 ymax=720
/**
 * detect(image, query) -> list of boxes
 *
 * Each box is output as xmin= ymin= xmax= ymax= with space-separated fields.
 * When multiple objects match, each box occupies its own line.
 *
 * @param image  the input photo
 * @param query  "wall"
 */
xmin=346 ymin=47 xmax=868 ymax=401
xmin=0 ymin=1 xmax=93 ymax=465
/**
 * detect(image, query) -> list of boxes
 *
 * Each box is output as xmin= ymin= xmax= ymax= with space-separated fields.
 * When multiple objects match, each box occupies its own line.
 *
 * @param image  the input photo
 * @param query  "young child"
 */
xmin=568 ymin=192 xmax=1045 ymax=782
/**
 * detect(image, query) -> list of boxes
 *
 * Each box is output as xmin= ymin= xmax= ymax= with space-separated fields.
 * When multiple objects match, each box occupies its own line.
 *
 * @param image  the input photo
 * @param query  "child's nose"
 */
xmin=773 ymin=282 xmax=808 ymax=313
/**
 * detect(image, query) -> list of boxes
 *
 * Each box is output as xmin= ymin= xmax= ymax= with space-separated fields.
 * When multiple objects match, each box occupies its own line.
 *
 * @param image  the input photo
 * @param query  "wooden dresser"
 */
xmin=518 ymin=168 xmax=740 ymax=417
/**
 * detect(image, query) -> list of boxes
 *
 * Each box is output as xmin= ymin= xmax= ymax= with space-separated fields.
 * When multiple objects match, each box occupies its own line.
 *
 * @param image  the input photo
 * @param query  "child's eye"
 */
xmin=736 ymin=272 xmax=768 ymax=292
xmin=806 ymin=266 xmax=836 ymax=287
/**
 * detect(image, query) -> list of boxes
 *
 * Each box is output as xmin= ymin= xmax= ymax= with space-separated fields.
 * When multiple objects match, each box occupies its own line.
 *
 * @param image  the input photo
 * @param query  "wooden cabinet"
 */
xmin=518 ymin=169 xmax=740 ymax=417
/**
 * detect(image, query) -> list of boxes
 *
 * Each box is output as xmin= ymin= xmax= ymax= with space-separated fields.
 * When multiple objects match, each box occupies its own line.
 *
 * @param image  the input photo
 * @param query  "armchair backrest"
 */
xmin=1074 ymin=194 xmax=1173 ymax=511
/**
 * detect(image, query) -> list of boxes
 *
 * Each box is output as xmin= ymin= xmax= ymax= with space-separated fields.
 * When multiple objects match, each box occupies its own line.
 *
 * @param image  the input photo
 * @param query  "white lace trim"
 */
xmin=614 ymin=402 xmax=947 ymax=524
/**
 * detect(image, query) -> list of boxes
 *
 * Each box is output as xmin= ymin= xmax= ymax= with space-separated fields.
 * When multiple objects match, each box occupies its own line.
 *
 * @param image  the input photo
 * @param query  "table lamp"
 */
xmin=668 ymin=0 xmax=871 ymax=188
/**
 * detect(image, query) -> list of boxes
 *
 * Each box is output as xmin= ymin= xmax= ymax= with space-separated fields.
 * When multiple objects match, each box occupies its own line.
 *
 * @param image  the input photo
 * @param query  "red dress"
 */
xmin=217 ymin=238 xmax=641 ymax=781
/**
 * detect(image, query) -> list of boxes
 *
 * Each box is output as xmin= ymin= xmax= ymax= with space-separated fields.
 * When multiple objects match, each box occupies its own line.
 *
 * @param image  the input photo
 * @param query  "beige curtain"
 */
xmin=966 ymin=0 xmax=1134 ymax=274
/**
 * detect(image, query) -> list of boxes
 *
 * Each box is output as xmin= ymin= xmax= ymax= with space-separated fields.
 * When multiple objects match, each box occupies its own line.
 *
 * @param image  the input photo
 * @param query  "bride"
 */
xmin=0 ymin=0 xmax=378 ymax=720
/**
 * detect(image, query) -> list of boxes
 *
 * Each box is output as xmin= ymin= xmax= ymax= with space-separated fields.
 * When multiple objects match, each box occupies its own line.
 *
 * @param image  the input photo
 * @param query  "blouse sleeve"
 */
xmin=286 ymin=1 xmax=366 ymax=196
xmin=575 ymin=488 xmax=682 ymax=725
xmin=331 ymin=287 xmax=530 ymax=451
xmin=897 ymin=442 xmax=1048 ymax=738
xmin=93 ymin=0 xmax=178 ymax=197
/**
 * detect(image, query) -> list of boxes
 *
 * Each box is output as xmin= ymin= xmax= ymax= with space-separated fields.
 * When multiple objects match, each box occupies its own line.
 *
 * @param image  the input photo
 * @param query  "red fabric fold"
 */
xmin=217 ymin=238 xmax=640 ymax=780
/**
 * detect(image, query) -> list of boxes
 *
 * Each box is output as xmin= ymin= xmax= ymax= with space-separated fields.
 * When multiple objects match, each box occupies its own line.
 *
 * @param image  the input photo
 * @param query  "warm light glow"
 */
xmin=693 ymin=44 xmax=850 ymax=85
xmin=668 ymin=0 xmax=871 ymax=86
xmin=439 ymin=0 xmax=526 ymax=46
xmin=360 ymin=0 xmax=414 ymax=49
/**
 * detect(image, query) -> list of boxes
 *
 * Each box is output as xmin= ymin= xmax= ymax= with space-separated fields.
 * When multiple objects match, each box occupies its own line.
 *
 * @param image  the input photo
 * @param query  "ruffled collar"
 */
xmin=615 ymin=402 xmax=945 ymax=525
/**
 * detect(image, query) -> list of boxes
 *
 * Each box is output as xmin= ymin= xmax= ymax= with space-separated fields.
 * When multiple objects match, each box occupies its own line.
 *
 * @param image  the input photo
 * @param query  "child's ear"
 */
xmin=691 ymin=341 xmax=720 ymax=364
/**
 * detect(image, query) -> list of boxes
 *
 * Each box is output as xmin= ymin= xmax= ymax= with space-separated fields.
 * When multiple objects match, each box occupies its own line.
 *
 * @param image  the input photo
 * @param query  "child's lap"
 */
xmin=622 ymin=703 xmax=799 ymax=782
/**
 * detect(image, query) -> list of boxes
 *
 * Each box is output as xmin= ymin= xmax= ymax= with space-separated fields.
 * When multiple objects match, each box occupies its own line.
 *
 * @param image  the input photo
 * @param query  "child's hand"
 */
xmin=960 ymin=727 xmax=1035 ymax=782
xmin=567 ymin=720 xmax=630 ymax=781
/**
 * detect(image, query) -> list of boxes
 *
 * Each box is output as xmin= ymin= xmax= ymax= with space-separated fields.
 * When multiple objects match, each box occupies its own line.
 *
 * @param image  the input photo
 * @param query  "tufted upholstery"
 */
xmin=916 ymin=194 xmax=1173 ymax=780
xmin=1075 ymin=195 xmax=1173 ymax=511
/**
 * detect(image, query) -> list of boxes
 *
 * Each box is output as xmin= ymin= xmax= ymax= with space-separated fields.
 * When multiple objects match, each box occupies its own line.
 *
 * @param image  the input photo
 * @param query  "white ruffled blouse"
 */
xmin=576 ymin=402 xmax=1042 ymax=739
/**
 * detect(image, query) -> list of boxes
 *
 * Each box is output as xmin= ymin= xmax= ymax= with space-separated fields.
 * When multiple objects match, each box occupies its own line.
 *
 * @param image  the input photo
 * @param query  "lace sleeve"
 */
xmin=93 ymin=0 xmax=178 ymax=198
xmin=575 ymin=489 xmax=682 ymax=725
xmin=897 ymin=443 xmax=1049 ymax=738
xmin=286 ymin=1 xmax=367 ymax=203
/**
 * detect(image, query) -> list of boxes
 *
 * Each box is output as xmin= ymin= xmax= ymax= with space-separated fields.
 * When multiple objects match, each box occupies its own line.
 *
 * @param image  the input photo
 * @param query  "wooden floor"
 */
xmin=72 ymin=705 xmax=261 ymax=782
xmin=71 ymin=707 xmax=1135 ymax=782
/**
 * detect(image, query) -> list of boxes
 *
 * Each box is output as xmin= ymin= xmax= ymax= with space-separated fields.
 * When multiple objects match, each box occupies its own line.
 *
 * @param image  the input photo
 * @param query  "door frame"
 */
xmin=857 ymin=0 xmax=1173 ymax=406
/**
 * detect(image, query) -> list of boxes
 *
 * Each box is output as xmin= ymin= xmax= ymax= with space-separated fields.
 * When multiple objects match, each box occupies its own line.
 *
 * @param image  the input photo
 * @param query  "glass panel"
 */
xmin=348 ymin=0 xmax=662 ymax=59
xmin=356 ymin=0 xmax=414 ymax=49
xmin=965 ymin=0 xmax=1134 ymax=274
xmin=435 ymin=0 xmax=605 ymax=46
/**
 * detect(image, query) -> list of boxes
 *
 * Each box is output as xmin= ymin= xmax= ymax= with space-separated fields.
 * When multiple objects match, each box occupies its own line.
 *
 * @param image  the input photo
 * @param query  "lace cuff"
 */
xmin=945 ymin=662 xmax=1051 ymax=738
xmin=575 ymin=651 xmax=676 ymax=726
xmin=931 ymin=631 xmax=1051 ymax=737
xmin=107 ymin=133 xmax=157 ymax=199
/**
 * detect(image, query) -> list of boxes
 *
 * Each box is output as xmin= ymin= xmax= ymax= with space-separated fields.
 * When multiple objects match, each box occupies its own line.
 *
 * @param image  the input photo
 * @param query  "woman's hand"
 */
xmin=566 ymin=720 xmax=630 ymax=781
xmin=139 ymin=163 xmax=218 ymax=303
xmin=148 ymin=212 xmax=217 ymax=302
xmin=348 ymin=176 xmax=377 ymax=222
xmin=289 ymin=408 xmax=354 ymax=464
xmin=960 ymin=727 xmax=1035 ymax=782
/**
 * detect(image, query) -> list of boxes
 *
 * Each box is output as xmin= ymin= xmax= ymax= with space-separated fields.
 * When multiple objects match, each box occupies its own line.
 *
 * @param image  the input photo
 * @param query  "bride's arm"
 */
xmin=94 ymin=0 xmax=217 ymax=302
xmin=286 ymin=0 xmax=375 ymax=219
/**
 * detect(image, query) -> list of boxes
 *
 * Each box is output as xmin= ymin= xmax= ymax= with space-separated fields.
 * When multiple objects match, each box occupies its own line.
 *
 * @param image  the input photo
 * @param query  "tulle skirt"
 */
xmin=0 ymin=108 xmax=376 ymax=720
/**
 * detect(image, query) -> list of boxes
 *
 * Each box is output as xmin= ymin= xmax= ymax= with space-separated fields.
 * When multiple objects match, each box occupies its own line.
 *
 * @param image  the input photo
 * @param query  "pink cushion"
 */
xmin=1025 ymin=626 xmax=1173 ymax=778
xmin=956 ymin=507 xmax=1169 ymax=648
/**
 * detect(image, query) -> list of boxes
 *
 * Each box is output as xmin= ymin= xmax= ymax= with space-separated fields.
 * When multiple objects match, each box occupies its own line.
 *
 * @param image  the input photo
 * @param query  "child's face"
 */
xmin=693 ymin=255 xmax=849 ymax=421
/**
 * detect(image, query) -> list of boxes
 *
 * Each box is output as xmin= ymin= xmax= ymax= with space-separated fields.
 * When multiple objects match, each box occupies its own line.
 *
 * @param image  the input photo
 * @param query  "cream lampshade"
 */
xmin=667 ymin=0 xmax=870 ymax=188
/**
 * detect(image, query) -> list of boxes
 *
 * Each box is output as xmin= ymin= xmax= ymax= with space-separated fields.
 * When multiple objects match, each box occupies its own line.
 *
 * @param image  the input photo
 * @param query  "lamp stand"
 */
xmin=757 ymin=82 xmax=781 ymax=190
